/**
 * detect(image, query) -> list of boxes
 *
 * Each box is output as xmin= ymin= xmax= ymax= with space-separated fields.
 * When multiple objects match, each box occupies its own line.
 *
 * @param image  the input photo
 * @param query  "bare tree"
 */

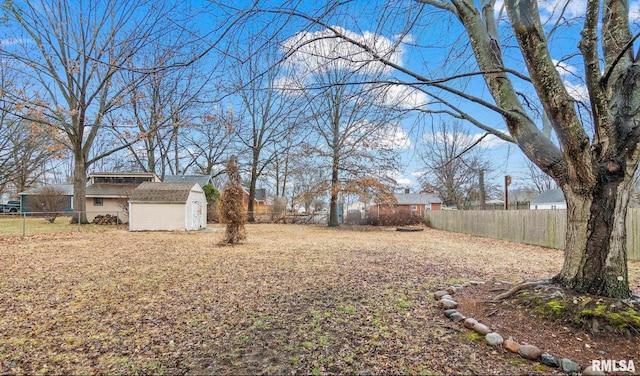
xmin=224 ymin=0 xmax=640 ymax=297
xmin=419 ymin=121 xmax=493 ymax=209
xmin=31 ymin=186 xmax=68 ymax=223
xmin=181 ymin=109 xmax=233 ymax=179
xmin=0 ymin=0 xmax=202 ymax=223
xmin=524 ymin=158 xmax=557 ymax=194
xmin=280 ymin=28 xmax=417 ymax=226
xmin=227 ymin=42 xmax=303 ymax=222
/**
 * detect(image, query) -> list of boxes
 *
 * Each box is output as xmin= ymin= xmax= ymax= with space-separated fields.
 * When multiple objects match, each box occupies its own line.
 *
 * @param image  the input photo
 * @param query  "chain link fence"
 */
xmin=0 ymin=211 xmax=126 ymax=237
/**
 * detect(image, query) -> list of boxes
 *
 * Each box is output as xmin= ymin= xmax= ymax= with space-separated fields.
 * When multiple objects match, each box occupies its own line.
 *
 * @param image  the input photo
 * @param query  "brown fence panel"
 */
xmin=425 ymin=209 xmax=639 ymax=261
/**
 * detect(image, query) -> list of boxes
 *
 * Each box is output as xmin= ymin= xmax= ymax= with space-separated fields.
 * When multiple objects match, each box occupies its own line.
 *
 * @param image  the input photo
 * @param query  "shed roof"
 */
xmin=530 ymin=188 xmax=565 ymax=204
xmin=394 ymin=193 xmax=442 ymax=205
xmin=129 ymin=182 xmax=201 ymax=203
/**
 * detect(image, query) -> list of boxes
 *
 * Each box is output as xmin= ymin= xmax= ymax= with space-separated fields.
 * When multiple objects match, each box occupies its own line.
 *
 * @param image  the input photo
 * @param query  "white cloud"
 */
xmin=631 ymin=1 xmax=640 ymax=22
xmin=565 ymin=82 xmax=590 ymax=102
xmin=538 ymin=0 xmax=587 ymax=22
xmin=282 ymin=26 xmax=401 ymax=76
xmin=373 ymin=83 xmax=429 ymax=109
xmin=395 ymin=177 xmax=412 ymax=186
xmin=552 ymin=59 xmax=578 ymax=77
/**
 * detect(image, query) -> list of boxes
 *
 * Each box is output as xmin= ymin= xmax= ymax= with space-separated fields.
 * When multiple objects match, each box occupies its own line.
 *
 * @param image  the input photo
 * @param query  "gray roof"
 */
xmin=86 ymin=183 xmax=139 ymax=198
xmin=163 ymin=175 xmax=212 ymax=187
xmin=19 ymin=184 xmax=74 ymax=196
xmin=129 ymin=182 xmax=200 ymax=203
xmin=530 ymin=188 xmax=565 ymax=204
xmin=394 ymin=193 xmax=442 ymax=205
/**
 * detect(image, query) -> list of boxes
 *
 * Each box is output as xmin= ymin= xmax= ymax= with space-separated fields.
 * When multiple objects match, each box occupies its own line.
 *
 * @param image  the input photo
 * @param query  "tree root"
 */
xmin=489 ymin=279 xmax=551 ymax=301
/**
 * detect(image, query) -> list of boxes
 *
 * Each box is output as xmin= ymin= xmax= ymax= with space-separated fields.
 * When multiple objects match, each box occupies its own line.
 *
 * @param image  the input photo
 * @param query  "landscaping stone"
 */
xmin=450 ymin=312 xmax=466 ymax=322
xmin=446 ymin=286 xmax=457 ymax=294
xmin=468 ymin=280 xmax=484 ymax=285
xmin=452 ymin=284 xmax=464 ymax=290
xmin=561 ymin=358 xmax=580 ymax=374
xmin=472 ymin=323 xmax=492 ymax=335
xmin=434 ymin=290 xmax=449 ymax=300
xmin=502 ymin=338 xmax=520 ymax=353
xmin=463 ymin=318 xmax=478 ymax=329
xmin=443 ymin=309 xmax=458 ymax=318
xmin=485 ymin=332 xmax=504 ymax=346
xmin=439 ymin=299 xmax=458 ymax=309
xmin=440 ymin=294 xmax=454 ymax=301
xmin=518 ymin=344 xmax=543 ymax=360
xmin=582 ymin=366 xmax=606 ymax=376
xmin=540 ymin=353 xmax=559 ymax=368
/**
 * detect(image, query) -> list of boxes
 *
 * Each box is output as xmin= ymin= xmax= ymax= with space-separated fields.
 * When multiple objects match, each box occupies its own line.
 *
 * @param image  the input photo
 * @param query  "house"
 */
xmin=370 ymin=191 xmax=442 ymax=218
xmin=85 ymin=172 xmax=160 ymax=222
xmin=163 ymin=174 xmax=213 ymax=187
xmin=128 ymin=182 xmax=207 ymax=231
xmin=19 ymin=184 xmax=74 ymax=213
xmin=242 ymin=187 xmax=269 ymax=214
xmin=530 ymin=188 xmax=566 ymax=209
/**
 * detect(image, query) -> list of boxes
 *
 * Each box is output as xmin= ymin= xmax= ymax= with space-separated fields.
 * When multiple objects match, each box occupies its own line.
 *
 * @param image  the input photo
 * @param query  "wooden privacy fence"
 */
xmin=424 ymin=209 xmax=640 ymax=262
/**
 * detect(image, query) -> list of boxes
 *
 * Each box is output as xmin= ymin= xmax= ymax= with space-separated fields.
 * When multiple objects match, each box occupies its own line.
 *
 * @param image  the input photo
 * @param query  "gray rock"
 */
xmin=440 ymin=294 xmax=454 ymax=301
xmin=452 ymin=284 xmax=464 ymax=290
xmin=518 ymin=344 xmax=543 ymax=360
xmin=582 ymin=366 xmax=606 ymax=376
xmin=463 ymin=318 xmax=478 ymax=329
xmin=450 ymin=312 xmax=466 ymax=322
xmin=540 ymin=353 xmax=559 ymax=368
xmin=434 ymin=290 xmax=449 ymax=300
xmin=485 ymin=332 xmax=504 ymax=346
xmin=443 ymin=309 xmax=458 ymax=318
xmin=439 ymin=299 xmax=458 ymax=309
xmin=624 ymin=328 xmax=633 ymax=340
xmin=560 ymin=358 xmax=580 ymax=374
xmin=446 ymin=286 xmax=457 ymax=295
xmin=472 ymin=323 xmax=492 ymax=335
xmin=462 ymin=282 xmax=472 ymax=288
xmin=468 ymin=281 xmax=484 ymax=285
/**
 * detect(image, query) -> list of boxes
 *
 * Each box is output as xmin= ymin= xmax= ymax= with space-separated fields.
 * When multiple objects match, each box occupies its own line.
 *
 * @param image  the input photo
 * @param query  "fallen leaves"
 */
xmin=0 ymin=225 xmax=638 ymax=375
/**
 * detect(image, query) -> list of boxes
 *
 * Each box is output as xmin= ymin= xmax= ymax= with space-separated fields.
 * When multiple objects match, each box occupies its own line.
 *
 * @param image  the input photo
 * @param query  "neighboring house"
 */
xmin=163 ymin=174 xmax=213 ymax=187
xmin=128 ymin=182 xmax=207 ymax=231
xmin=19 ymin=184 xmax=74 ymax=213
xmin=530 ymin=188 xmax=566 ymax=210
xmin=371 ymin=191 xmax=442 ymax=217
xmin=85 ymin=172 xmax=160 ymax=222
xmin=242 ymin=187 xmax=269 ymax=213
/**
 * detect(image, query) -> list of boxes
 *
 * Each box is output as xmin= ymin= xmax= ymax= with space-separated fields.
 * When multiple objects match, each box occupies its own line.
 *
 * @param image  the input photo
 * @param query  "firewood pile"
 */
xmin=92 ymin=214 xmax=121 ymax=225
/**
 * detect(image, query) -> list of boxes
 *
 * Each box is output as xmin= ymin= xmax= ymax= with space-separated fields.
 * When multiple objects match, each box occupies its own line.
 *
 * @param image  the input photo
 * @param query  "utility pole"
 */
xmin=504 ymin=175 xmax=512 ymax=210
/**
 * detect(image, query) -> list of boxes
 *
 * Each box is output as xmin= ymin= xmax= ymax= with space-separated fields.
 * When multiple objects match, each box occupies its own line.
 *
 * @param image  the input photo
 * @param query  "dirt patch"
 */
xmin=453 ymin=280 xmax=640 ymax=371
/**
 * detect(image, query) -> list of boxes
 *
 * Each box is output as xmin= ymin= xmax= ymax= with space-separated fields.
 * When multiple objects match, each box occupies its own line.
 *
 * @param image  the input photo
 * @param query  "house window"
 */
xmin=411 ymin=205 xmax=417 ymax=212
xmin=93 ymin=198 xmax=103 ymax=206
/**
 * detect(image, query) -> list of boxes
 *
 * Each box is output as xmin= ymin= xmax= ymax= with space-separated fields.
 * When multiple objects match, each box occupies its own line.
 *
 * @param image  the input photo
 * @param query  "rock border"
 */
xmin=433 ymin=281 xmax=605 ymax=376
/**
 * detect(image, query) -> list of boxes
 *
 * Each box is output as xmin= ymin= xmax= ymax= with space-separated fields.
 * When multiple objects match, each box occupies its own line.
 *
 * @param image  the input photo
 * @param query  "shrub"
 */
xmin=218 ymin=157 xmax=246 ymax=243
xmin=365 ymin=212 xmax=424 ymax=226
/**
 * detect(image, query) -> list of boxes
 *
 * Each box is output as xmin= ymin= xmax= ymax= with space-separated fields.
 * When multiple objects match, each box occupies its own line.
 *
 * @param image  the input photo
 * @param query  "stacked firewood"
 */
xmin=92 ymin=214 xmax=121 ymax=225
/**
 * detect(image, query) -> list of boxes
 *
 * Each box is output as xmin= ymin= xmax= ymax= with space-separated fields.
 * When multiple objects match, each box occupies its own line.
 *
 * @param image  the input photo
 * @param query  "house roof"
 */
xmin=89 ymin=172 xmax=158 ymax=178
xmin=86 ymin=183 xmax=139 ymax=198
xmin=163 ymin=174 xmax=212 ymax=187
xmin=129 ymin=182 xmax=201 ymax=203
xmin=530 ymin=188 xmax=565 ymax=204
xmin=394 ymin=193 xmax=442 ymax=205
xmin=19 ymin=184 xmax=74 ymax=196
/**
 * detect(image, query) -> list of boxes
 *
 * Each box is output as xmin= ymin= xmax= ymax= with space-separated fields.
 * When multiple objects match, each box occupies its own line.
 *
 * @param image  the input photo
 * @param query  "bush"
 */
xmin=365 ymin=212 xmax=424 ymax=227
xmin=218 ymin=157 xmax=246 ymax=243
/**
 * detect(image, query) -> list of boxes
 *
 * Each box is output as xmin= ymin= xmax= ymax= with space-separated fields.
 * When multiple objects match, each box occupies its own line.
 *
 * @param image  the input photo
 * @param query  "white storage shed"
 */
xmin=128 ymin=182 xmax=207 ymax=231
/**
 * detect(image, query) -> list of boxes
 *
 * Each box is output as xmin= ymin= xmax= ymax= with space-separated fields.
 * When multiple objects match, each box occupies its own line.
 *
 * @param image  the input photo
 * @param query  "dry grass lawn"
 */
xmin=1 ymin=224 xmax=639 ymax=375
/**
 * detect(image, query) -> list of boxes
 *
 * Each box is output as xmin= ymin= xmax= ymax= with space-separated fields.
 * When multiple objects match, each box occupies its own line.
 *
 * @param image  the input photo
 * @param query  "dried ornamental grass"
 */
xmin=219 ymin=156 xmax=246 ymax=244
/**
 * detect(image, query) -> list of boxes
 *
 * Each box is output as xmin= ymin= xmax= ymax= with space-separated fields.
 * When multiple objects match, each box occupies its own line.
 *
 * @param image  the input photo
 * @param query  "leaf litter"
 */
xmin=0 ymin=224 xmax=638 ymax=375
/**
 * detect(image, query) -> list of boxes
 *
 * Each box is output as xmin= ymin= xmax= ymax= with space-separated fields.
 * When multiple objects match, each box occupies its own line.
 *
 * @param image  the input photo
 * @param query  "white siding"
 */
xmin=129 ymin=203 xmax=185 ymax=231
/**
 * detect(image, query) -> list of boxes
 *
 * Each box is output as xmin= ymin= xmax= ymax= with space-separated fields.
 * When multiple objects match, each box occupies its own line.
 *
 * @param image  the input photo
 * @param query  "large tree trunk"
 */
xmin=71 ymin=152 xmax=88 ymax=224
xmin=555 ymin=177 xmax=632 ymax=298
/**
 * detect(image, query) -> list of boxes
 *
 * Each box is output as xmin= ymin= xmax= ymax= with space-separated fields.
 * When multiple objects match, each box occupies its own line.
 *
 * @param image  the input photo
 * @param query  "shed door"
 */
xmin=191 ymin=200 xmax=203 ymax=230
